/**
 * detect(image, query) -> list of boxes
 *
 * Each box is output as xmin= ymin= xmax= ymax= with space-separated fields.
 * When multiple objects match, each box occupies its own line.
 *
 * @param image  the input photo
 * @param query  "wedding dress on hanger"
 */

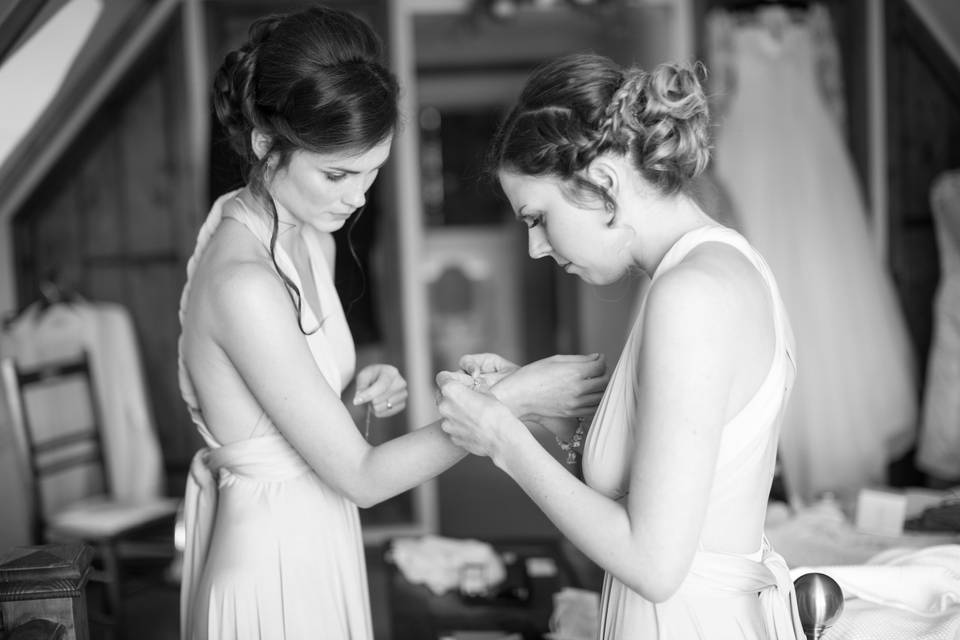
xmin=709 ymin=4 xmax=917 ymax=504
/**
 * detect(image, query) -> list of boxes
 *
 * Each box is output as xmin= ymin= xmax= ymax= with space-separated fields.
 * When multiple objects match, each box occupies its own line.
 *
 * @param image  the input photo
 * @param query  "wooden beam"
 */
xmin=0 ymin=0 xmax=46 ymax=62
xmin=182 ymin=0 xmax=209 ymax=227
xmin=0 ymin=0 xmax=182 ymax=227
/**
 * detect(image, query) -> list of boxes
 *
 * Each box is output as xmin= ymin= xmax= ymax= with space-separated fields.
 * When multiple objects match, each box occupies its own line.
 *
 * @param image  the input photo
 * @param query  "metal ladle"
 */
xmin=794 ymin=572 xmax=844 ymax=640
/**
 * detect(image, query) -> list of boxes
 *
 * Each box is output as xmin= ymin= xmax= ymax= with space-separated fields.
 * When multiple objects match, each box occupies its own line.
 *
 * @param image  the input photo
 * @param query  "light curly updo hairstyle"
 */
xmin=489 ymin=54 xmax=710 ymax=208
xmin=211 ymin=5 xmax=398 ymax=332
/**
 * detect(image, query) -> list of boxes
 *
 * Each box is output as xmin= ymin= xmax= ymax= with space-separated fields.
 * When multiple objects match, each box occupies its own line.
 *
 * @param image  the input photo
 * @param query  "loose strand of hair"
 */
xmin=343 ymin=204 xmax=367 ymax=316
xmin=265 ymin=198 xmax=314 ymax=336
xmin=249 ymin=168 xmax=315 ymax=336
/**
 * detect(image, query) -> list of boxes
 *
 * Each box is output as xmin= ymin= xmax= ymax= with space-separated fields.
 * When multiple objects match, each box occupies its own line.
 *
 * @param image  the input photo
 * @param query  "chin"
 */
xmin=314 ymin=218 xmax=349 ymax=233
xmin=579 ymin=270 xmax=625 ymax=286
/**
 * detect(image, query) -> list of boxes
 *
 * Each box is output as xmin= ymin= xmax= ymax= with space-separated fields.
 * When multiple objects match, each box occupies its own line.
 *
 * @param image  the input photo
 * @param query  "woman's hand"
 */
xmin=458 ymin=352 xmax=520 ymax=388
xmin=353 ymin=364 xmax=407 ymax=418
xmin=435 ymin=370 xmax=523 ymax=462
xmin=489 ymin=354 xmax=608 ymax=419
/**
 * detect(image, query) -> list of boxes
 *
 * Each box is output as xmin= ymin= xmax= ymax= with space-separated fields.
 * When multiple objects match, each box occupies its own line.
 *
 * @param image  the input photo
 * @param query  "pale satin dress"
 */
xmin=583 ymin=226 xmax=804 ymax=639
xmin=178 ymin=190 xmax=372 ymax=639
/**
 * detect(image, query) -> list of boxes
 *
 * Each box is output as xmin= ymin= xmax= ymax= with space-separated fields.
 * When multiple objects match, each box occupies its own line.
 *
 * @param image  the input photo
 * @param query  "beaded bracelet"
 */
xmin=556 ymin=418 xmax=586 ymax=465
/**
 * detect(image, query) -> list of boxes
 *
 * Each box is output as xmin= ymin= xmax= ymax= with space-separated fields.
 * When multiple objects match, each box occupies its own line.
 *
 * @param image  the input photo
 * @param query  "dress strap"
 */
xmin=177 ymin=190 xmax=240 ymax=445
xmin=227 ymin=193 xmax=322 ymax=334
xmin=654 ymin=225 xmax=796 ymax=369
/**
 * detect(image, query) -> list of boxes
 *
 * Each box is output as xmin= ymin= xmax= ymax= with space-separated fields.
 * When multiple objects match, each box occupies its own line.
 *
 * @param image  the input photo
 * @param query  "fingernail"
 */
xmin=353 ymin=395 xmax=363 ymax=405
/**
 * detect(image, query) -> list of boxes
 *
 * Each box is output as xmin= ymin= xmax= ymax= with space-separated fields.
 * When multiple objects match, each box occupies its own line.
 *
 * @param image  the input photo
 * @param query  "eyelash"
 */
xmin=324 ymin=172 xmax=347 ymax=182
xmin=524 ymin=216 xmax=542 ymax=229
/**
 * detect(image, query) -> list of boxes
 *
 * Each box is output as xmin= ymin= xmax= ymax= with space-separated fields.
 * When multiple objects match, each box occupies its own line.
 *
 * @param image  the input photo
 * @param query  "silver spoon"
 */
xmin=794 ymin=572 xmax=845 ymax=640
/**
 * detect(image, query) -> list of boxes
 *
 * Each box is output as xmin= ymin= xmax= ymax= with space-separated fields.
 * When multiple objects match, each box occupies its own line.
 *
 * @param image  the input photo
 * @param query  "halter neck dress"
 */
xmin=177 ymin=189 xmax=371 ymax=639
xmin=582 ymin=225 xmax=804 ymax=639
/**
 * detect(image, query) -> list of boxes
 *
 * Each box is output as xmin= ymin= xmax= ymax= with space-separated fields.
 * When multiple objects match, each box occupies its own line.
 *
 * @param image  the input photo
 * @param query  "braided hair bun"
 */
xmin=490 ymin=54 xmax=710 ymax=197
xmin=211 ymin=5 xmax=398 ymax=166
xmin=212 ymin=15 xmax=284 ymax=154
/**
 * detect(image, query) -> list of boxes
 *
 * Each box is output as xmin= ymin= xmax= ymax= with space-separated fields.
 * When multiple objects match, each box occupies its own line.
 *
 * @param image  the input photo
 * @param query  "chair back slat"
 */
xmin=38 ymin=451 xmax=106 ymax=477
xmin=0 ymin=352 xmax=110 ymax=543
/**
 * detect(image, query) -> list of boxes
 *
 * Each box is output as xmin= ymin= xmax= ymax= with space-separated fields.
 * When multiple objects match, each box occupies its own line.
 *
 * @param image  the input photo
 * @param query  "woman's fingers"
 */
xmin=356 ymin=365 xmax=407 ymax=406
xmin=436 ymin=369 xmax=474 ymax=387
xmin=458 ymin=352 xmax=516 ymax=375
xmin=579 ymin=375 xmax=609 ymax=394
xmin=573 ymin=391 xmax=606 ymax=409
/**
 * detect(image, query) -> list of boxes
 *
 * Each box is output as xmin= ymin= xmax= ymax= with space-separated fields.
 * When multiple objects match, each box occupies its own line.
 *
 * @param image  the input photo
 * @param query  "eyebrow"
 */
xmin=326 ymin=160 xmax=388 ymax=175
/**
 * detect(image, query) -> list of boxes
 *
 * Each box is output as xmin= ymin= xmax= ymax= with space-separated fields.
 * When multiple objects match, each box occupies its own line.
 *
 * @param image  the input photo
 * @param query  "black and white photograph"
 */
xmin=0 ymin=1 xmax=958 ymax=639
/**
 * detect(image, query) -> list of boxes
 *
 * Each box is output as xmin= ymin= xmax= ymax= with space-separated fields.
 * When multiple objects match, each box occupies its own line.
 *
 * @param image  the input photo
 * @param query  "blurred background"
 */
xmin=0 ymin=0 xmax=958 ymax=638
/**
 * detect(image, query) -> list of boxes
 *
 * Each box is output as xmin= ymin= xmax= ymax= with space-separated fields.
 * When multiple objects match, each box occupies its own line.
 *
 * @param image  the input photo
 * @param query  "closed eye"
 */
xmin=324 ymin=171 xmax=348 ymax=182
xmin=523 ymin=215 xmax=542 ymax=229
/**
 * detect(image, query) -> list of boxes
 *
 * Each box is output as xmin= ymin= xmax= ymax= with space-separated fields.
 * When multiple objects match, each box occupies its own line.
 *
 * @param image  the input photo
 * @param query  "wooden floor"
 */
xmin=91 ymin=541 xmax=601 ymax=640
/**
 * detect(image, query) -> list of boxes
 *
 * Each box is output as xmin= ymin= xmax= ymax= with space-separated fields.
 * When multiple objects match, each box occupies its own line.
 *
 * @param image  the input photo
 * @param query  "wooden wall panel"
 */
xmin=886 ymin=0 xmax=960 ymax=371
xmin=126 ymin=263 xmax=199 ymax=489
xmin=76 ymin=125 xmax=124 ymax=259
xmin=83 ymin=265 xmax=126 ymax=307
xmin=120 ymin=70 xmax=175 ymax=254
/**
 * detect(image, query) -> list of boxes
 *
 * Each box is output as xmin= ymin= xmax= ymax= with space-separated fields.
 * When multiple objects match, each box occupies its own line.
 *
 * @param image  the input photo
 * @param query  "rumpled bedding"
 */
xmin=790 ymin=543 xmax=960 ymax=639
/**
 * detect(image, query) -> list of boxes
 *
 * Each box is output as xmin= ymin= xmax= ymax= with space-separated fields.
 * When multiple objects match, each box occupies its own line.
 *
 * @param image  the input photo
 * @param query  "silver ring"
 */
xmin=386 ymin=400 xmax=393 ymax=410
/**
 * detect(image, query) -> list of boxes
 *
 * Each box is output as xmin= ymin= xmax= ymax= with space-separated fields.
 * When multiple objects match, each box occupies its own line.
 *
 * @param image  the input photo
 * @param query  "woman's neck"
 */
xmin=628 ymin=190 xmax=717 ymax=275
xmin=241 ymin=185 xmax=304 ymax=257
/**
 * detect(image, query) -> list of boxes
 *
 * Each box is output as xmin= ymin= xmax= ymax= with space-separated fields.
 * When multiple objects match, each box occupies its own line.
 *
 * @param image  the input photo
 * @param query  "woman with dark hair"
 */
xmin=177 ymin=7 xmax=606 ymax=639
xmin=436 ymin=54 xmax=805 ymax=639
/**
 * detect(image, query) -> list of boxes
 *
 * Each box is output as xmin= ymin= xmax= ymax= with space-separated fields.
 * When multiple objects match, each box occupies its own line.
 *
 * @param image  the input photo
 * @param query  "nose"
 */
xmin=527 ymin=226 xmax=552 ymax=259
xmin=343 ymin=180 xmax=367 ymax=208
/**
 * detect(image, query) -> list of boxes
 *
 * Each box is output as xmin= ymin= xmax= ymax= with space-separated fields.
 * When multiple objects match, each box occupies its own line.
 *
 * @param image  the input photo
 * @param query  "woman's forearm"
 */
xmin=353 ymin=420 xmax=467 ymax=507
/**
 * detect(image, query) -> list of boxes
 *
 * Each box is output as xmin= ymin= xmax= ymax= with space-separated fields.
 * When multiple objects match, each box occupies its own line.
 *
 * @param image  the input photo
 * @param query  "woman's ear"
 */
xmin=586 ymin=156 xmax=620 ymax=197
xmin=251 ymin=129 xmax=272 ymax=160
xmin=586 ymin=156 xmax=621 ymax=222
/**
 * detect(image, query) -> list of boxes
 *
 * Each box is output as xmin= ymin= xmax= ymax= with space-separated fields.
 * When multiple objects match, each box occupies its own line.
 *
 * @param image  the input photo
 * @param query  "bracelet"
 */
xmin=556 ymin=418 xmax=586 ymax=465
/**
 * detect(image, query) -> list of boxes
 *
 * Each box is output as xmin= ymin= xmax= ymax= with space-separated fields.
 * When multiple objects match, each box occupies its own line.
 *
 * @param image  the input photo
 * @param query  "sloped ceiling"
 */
xmin=909 ymin=0 xmax=960 ymax=70
xmin=0 ymin=0 xmax=156 ymax=221
xmin=0 ymin=0 xmax=174 ymax=315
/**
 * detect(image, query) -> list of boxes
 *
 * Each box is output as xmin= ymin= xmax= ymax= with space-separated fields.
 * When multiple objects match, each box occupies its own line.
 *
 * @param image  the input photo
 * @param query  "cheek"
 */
xmin=300 ymin=176 xmax=338 ymax=207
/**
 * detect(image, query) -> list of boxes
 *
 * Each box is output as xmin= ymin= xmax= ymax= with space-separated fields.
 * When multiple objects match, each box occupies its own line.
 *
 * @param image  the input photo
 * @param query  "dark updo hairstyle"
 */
xmin=211 ymin=4 xmax=399 ymax=332
xmin=489 ymin=54 xmax=710 ymax=211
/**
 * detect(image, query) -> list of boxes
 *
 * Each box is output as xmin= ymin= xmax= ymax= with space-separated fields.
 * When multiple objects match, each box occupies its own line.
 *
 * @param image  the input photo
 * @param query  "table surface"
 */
xmin=384 ymin=538 xmax=582 ymax=640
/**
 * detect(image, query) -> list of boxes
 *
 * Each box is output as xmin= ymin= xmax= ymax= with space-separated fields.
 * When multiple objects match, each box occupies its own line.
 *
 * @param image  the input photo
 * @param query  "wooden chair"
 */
xmin=0 ymin=352 xmax=179 ymax=637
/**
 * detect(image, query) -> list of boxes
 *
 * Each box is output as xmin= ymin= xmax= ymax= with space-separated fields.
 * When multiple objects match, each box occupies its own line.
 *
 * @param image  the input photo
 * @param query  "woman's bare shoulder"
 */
xmin=187 ymin=225 xmax=289 ymax=331
xmin=644 ymin=241 xmax=769 ymax=346
xmin=665 ymin=242 xmax=766 ymax=307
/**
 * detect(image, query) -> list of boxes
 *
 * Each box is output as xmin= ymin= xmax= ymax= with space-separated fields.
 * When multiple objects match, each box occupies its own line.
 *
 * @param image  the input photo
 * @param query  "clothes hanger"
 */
xmin=2 ymin=271 xmax=81 ymax=330
xmin=718 ymin=0 xmax=813 ymax=38
xmin=721 ymin=0 xmax=810 ymax=12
